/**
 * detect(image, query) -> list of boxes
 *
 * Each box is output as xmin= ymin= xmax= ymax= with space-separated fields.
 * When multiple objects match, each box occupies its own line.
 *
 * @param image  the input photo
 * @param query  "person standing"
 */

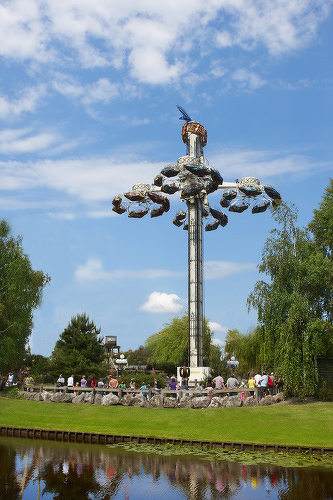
xmin=260 ymin=371 xmax=268 ymax=399
xmin=277 ymin=375 xmax=284 ymax=393
xmin=168 ymin=377 xmax=179 ymax=398
xmin=212 ymin=373 xmax=225 ymax=395
xmin=226 ymin=373 xmax=239 ymax=396
xmin=25 ymin=375 xmax=34 ymax=392
xmin=109 ymin=375 xmax=118 ymax=395
xmin=141 ymin=382 xmax=147 ymax=398
xmin=248 ymin=373 xmax=256 ymax=398
xmin=97 ymin=378 xmax=105 ymax=396
xmin=80 ymin=375 xmax=87 ymax=392
xmin=57 ymin=374 xmax=65 ymax=391
xmin=67 ymin=374 xmax=74 ymax=389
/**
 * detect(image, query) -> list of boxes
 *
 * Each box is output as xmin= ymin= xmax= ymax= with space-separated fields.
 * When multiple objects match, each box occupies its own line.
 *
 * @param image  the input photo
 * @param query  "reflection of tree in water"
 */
xmin=0 ymin=443 xmax=21 ymax=500
xmin=278 ymin=468 xmax=333 ymax=500
xmin=1 ymin=438 xmax=333 ymax=499
xmin=40 ymin=460 xmax=102 ymax=499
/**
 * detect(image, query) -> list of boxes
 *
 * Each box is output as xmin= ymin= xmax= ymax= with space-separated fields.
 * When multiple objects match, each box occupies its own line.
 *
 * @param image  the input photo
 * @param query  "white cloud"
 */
xmin=0 ymin=0 xmax=330 ymax=86
xmin=204 ymin=261 xmax=256 ymax=280
xmin=210 ymin=149 xmax=330 ymax=182
xmin=208 ymin=321 xmax=228 ymax=334
xmin=139 ymin=291 xmax=185 ymax=313
xmin=52 ymin=74 xmax=119 ymax=105
xmin=212 ymin=338 xmax=226 ymax=347
xmin=74 ymin=258 xmax=184 ymax=283
xmin=0 ymin=156 xmax=163 ymax=202
xmin=232 ymin=68 xmax=267 ymax=91
xmin=0 ymin=147 xmax=329 ymax=212
xmin=0 ymin=86 xmax=46 ymax=120
xmin=0 ymin=128 xmax=58 ymax=154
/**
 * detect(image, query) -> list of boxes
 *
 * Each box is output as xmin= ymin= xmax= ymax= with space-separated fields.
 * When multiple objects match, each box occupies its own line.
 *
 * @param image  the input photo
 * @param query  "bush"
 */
xmin=317 ymin=385 xmax=333 ymax=401
xmin=2 ymin=386 xmax=23 ymax=399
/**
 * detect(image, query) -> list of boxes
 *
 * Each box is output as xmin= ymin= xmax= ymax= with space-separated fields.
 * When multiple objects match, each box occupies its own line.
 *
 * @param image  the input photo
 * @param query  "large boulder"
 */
xmin=119 ymin=393 xmax=135 ymax=406
xmin=50 ymin=392 xmax=74 ymax=403
xmin=72 ymin=393 xmax=86 ymax=404
xmin=273 ymin=392 xmax=284 ymax=404
xmin=94 ymin=394 xmax=103 ymax=405
xmin=21 ymin=391 xmax=44 ymax=401
xmin=41 ymin=391 xmax=52 ymax=402
xmin=163 ymin=397 xmax=178 ymax=408
xmin=101 ymin=394 xmax=120 ymax=406
xmin=209 ymin=396 xmax=227 ymax=408
xmin=149 ymin=394 xmax=165 ymax=408
xmin=259 ymin=395 xmax=273 ymax=406
xmin=225 ymin=396 xmax=242 ymax=408
xmin=20 ymin=391 xmax=33 ymax=400
xmin=131 ymin=394 xmax=150 ymax=407
xmin=179 ymin=396 xmax=193 ymax=409
xmin=243 ymin=396 xmax=257 ymax=407
xmin=30 ymin=392 xmax=44 ymax=402
xmin=192 ymin=396 xmax=210 ymax=409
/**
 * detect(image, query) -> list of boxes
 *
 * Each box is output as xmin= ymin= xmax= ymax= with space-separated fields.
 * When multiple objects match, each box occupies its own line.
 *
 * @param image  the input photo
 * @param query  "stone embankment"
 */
xmin=20 ymin=390 xmax=284 ymax=408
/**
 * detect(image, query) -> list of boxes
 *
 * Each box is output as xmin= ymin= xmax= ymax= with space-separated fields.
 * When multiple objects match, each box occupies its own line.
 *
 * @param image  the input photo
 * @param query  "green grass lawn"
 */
xmin=1 ymin=399 xmax=332 ymax=448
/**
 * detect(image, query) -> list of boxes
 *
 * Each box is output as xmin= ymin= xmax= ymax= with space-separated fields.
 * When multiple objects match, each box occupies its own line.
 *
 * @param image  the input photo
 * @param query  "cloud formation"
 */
xmin=0 ymin=146 xmax=328 ymax=214
xmin=139 ymin=291 xmax=185 ymax=313
xmin=208 ymin=321 xmax=228 ymax=334
xmin=204 ymin=261 xmax=256 ymax=280
xmin=75 ymin=259 xmax=184 ymax=283
xmin=0 ymin=0 xmax=330 ymax=87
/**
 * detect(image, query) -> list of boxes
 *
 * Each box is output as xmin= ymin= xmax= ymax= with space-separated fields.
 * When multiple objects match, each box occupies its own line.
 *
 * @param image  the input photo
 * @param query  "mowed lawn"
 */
xmin=1 ymin=399 xmax=332 ymax=448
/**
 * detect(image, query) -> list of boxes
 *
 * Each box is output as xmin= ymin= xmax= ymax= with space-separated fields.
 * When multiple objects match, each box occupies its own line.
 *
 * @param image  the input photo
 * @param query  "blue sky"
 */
xmin=0 ymin=1 xmax=332 ymax=357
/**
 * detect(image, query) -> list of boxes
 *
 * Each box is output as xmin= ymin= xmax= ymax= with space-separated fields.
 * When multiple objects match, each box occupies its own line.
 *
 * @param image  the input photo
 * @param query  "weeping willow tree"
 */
xmin=145 ymin=314 xmax=213 ymax=373
xmin=248 ymin=202 xmax=333 ymax=397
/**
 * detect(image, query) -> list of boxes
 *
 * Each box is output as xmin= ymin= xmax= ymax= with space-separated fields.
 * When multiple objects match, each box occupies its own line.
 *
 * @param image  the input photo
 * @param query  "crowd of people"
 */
xmin=166 ymin=370 xmax=284 ymax=401
xmin=5 ymin=370 xmax=284 ymax=401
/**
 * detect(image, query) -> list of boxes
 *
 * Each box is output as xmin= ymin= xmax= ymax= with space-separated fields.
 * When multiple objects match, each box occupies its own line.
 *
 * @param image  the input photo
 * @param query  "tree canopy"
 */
xmin=248 ymin=199 xmax=333 ymax=396
xmin=224 ymin=328 xmax=260 ymax=377
xmin=145 ymin=314 xmax=213 ymax=373
xmin=0 ymin=220 xmax=50 ymax=373
xmin=308 ymin=178 xmax=333 ymax=258
xmin=50 ymin=313 xmax=105 ymax=378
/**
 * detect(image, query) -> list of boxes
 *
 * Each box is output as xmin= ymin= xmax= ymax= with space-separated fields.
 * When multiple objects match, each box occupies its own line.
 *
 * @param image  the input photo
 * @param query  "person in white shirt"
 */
xmin=254 ymin=371 xmax=262 ymax=387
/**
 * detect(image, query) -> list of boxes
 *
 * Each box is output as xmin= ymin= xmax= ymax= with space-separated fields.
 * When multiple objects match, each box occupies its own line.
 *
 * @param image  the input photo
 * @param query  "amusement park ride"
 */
xmin=112 ymin=107 xmax=281 ymax=374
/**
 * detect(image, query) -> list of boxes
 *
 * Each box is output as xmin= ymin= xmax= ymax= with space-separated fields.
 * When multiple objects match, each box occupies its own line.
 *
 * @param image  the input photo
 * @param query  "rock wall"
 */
xmin=20 ymin=390 xmax=284 ymax=408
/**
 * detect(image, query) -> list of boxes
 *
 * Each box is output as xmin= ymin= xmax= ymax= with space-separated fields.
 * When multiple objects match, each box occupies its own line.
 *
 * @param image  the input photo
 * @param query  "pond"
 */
xmin=0 ymin=436 xmax=332 ymax=499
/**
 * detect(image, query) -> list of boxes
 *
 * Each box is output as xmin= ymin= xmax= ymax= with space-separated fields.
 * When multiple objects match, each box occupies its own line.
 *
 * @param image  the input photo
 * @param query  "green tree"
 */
xmin=24 ymin=350 xmax=51 ymax=376
xmin=224 ymin=328 xmax=260 ymax=376
xmin=50 ymin=313 xmax=105 ymax=378
xmin=307 ymin=178 xmax=333 ymax=324
xmin=145 ymin=314 xmax=213 ymax=373
xmin=0 ymin=220 xmax=50 ymax=373
xmin=125 ymin=345 xmax=153 ymax=366
xmin=308 ymin=178 xmax=333 ymax=258
xmin=248 ymin=203 xmax=333 ymax=396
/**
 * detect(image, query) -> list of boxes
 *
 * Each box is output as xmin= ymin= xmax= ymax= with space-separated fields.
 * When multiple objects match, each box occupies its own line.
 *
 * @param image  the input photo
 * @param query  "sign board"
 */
xmin=177 ymin=366 xmax=210 ymax=385
xmin=104 ymin=335 xmax=117 ymax=345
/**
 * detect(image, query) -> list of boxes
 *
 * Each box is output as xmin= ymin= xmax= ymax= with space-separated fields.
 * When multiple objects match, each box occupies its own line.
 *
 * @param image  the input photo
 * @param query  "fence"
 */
xmin=22 ymin=384 xmax=262 ymax=403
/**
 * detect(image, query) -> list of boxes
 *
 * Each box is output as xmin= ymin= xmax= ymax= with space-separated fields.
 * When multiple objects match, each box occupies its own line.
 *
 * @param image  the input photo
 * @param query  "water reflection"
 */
xmin=0 ymin=437 xmax=332 ymax=499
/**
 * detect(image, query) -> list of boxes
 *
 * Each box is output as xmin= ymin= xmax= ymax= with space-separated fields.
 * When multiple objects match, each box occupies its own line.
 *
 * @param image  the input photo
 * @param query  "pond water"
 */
xmin=0 ymin=436 xmax=332 ymax=499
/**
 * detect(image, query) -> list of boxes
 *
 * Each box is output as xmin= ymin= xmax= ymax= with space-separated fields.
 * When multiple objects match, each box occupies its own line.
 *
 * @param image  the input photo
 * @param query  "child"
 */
xmin=75 ymin=382 xmax=79 ymax=395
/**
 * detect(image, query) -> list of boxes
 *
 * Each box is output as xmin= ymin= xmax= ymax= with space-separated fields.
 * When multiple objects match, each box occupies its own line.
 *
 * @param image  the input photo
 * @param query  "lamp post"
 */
xmin=227 ymin=356 xmax=240 ymax=370
xmin=116 ymin=354 xmax=127 ymax=377
xmin=112 ymin=107 xmax=281 ymax=370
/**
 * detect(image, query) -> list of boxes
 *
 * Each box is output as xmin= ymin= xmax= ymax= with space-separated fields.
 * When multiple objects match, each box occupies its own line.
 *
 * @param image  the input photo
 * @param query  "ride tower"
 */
xmin=112 ymin=107 xmax=281 ymax=370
